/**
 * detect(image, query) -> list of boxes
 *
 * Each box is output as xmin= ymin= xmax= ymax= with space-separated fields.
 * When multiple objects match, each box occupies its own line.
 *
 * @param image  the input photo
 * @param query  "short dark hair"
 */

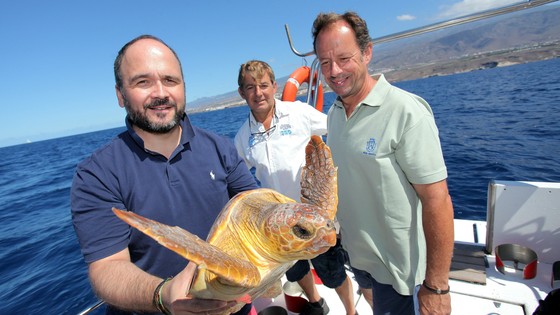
xmin=312 ymin=11 xmax=372 ymax=53
xmin=113 ymin=34 xmax=183 ymax=90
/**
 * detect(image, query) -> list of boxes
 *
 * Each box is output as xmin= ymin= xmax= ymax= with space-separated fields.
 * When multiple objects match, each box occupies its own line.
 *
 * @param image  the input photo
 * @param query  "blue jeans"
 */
xmin=351 ymin=267 xmax=414 ymax=315
xmin=286 ymin=238 xmax=348 ymax=288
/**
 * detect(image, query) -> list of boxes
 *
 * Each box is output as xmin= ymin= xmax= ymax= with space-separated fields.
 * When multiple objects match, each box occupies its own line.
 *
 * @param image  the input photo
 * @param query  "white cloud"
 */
xmin=438 ymin=0 xmax=521 ymax=19
xmin=397 ymin=14 xmax=416 ymax=21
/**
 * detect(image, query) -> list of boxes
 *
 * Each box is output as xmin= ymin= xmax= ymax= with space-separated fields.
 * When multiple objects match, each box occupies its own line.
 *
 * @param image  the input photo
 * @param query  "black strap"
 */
xmin=422 ymin=280 xmax=450 ymax=294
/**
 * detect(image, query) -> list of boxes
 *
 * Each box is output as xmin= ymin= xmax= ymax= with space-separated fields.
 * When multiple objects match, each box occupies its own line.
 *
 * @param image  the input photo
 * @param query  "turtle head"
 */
xmin=262 ymin=202 xmax=337 ymax=262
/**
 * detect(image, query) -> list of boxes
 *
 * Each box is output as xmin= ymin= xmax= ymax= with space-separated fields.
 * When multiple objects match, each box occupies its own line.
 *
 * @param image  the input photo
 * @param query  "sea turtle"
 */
xmin=112 ymin=135 xmax=338 ymax=313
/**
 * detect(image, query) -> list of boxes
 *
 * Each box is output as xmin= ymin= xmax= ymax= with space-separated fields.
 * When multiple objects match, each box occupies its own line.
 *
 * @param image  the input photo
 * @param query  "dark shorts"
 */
xmin=233 ymin=303 xmax=253 ymax=315
xmin=350 ymin=267 xmax=414 ymax=314
xmin=285 ymin=238 xmax=349 ymax=288
xmin=351 ymin=266 xmax=374 ymax=289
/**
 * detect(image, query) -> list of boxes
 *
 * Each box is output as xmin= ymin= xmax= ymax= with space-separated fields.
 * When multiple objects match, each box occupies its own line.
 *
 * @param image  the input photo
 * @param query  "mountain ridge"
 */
xmin=187 ymin=5 xmax=560 ymax=113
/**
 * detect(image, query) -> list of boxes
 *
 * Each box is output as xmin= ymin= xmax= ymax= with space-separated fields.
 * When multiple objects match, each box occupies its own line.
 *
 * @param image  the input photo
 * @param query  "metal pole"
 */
xmin=284 ymin=24 xmax=315 ymax=58
xmin=373 ymin=0 xmax=558 ymax=44
xmin=285 ymin=0 xmax=558 ymax=55
xmin=77 ymin=300 xmax=104 ymax=315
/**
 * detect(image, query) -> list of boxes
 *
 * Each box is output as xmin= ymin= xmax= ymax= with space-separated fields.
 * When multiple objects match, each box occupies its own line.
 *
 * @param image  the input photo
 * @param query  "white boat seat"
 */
xmin=486 ymin=180 xmax=560 ymax=264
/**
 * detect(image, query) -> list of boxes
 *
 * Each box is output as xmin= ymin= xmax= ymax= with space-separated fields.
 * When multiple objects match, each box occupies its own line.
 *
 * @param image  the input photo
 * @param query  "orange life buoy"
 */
xmin=281 ymin=66 xmax=324 ymax=112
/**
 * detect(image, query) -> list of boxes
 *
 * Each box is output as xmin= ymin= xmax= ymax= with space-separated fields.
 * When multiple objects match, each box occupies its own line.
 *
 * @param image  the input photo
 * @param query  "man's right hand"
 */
xmin=165 ymin=262 xmax=241 ymax=315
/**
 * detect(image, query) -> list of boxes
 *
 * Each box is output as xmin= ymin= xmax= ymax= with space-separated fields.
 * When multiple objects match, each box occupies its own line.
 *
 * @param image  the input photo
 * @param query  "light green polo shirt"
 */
xmin=326 ymin=74 xmax=448 ymax=295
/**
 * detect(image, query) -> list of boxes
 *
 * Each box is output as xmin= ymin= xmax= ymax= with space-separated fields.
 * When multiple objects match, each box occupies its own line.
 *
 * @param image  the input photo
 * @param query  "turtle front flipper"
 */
xmin=112 ymin=208 xmax=260 ymax=288
xmin=300 ymin=135 xmax=338 ymax=220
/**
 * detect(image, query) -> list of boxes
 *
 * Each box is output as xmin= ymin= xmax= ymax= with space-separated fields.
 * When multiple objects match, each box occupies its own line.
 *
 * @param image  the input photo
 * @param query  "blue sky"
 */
xmin=0 ymin=0 xmax=527 ymax=147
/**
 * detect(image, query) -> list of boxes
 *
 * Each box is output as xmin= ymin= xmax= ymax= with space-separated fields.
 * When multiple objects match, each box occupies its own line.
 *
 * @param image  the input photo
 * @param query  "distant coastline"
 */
xmin=381 ymin=41 xmax=560 ymax=83
xmin=188 ymin=5 xmax=560 ymax=114
xmin=187 ymin=41 xmax=560 ymax=114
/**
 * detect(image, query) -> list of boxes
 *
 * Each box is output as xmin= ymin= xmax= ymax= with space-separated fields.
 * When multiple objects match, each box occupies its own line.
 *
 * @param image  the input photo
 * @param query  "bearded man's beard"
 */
xmin=123 ymin=97 xmax=184 ymax=134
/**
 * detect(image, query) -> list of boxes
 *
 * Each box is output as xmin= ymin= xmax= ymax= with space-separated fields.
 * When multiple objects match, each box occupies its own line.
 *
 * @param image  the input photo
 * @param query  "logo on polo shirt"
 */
xmin=279 ymin=123 xmax=292 ymax=136
xmin=363 ymin=138 xmax=377 ymax=156
xmin=210 ymin=170 xmax=215 ymax=180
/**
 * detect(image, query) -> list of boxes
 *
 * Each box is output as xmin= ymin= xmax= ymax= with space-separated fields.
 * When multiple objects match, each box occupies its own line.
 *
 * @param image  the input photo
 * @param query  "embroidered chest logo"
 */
xmin=363 ymin=138 xmax=377 ymax=156
xmin=210 ymin=170 xmax=215 ymax=180
xmin=279 ymin=123 xmax=292 ymax=136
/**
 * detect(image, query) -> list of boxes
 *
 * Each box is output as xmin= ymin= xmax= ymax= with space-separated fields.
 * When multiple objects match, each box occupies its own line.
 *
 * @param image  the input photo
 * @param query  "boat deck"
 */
xmin=255 ymin=181 xmax=560 ymax=314
xmin=253 ymin=219 xmax=555 ymax=315
xmin=253 ymin=272 xmax=373 ymax=315
xmin=450 ymin=219 xmax=553 ymax=314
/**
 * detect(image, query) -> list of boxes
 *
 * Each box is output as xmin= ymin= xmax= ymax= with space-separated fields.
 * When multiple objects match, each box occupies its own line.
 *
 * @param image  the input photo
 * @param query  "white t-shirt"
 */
xmin=234 ymin=99 xmax=327 ymax=200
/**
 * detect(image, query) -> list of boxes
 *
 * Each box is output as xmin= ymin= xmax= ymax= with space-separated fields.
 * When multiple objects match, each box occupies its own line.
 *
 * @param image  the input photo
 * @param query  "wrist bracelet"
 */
xmin=153 ymin=277 xmax=173 ymax=314
xmin=422 ymin=280 xmax=450 ymax=294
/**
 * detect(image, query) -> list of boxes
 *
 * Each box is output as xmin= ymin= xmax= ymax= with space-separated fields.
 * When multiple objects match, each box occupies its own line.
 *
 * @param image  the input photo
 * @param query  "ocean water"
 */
xmin=0 ymin=58 xmax=559 ymax=314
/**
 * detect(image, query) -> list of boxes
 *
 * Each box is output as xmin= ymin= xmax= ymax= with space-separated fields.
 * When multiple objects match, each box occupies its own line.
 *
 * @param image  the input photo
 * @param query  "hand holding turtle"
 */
xmin=164 ymin=262 xmax=240 ymax=315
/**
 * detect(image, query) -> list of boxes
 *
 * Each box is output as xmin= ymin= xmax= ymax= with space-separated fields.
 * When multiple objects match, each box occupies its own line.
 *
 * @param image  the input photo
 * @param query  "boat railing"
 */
xmin=282 ymin=0 xmax=558 ymax=110
xmin=283 ymin=25 xmax=323 ymax=109
xmin=77 ymin=299 xmax=104 ymax=315
xmin=372 ymin=0 xmax=559 ymax=44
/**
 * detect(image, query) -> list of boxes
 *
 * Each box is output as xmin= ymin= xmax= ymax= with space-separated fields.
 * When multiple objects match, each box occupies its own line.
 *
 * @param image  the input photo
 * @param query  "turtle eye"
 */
xmin=292 ymin=225 xmax=312 ymax=239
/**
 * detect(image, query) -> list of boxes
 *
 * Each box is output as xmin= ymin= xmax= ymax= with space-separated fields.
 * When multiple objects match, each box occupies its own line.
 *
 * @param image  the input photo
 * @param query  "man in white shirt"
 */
xmin=234 ymin=60 xmax=357 ymax=315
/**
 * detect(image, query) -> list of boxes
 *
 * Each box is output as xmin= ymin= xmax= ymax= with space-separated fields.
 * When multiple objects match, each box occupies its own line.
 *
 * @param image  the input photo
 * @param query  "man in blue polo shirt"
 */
xmin=71 ymin=35 xmax=258 ymax=315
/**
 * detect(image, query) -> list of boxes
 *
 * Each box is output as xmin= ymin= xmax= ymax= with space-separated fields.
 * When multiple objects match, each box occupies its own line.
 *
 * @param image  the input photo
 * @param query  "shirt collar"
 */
xmin=333 ymin=74 xmax=389 ymax=110
xmin=248 ymin=99 xmax=281 ymax=132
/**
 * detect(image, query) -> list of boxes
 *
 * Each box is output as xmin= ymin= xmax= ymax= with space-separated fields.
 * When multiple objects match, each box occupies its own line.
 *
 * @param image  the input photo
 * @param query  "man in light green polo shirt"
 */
xmin=312 ymin=12 xmax=455 ymax=315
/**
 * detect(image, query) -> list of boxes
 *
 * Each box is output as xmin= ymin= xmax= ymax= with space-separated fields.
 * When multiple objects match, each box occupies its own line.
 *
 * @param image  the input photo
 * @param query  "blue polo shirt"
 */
xmin=71 ymin=114 xmax=258 ymax=279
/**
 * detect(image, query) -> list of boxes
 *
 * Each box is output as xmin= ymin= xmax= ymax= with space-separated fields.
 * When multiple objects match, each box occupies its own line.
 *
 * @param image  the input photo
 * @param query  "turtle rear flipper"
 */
xmin=112 ymin=208 xmax=260 ymax=288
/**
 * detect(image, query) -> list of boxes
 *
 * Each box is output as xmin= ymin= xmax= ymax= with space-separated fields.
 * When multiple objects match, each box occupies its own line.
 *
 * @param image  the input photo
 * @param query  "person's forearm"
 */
xmin=415 ymin=181 xmax=454 ymax=289
xmin=423 ymin=194 xmax=454 ymax=288
xmin=89 ymin=257 xmax=161 ymax=312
